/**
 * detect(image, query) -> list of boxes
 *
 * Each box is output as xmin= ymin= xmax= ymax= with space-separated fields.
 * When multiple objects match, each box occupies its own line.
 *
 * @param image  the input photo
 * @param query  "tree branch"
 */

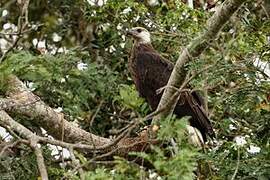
xmin=2 ymin=75 xmax=158 ymax=156
xmin=69 ymin=148 xmax=85 ymax=180
xmin=0 ymin=98 xmax=17 ymax=110
xmin=33 ymin=145 xmax=48 ymax=180
xmin=0 ymin=110 xmax=48 ymax=180
xmin=4 ymin=75 xmax=111 ymax=146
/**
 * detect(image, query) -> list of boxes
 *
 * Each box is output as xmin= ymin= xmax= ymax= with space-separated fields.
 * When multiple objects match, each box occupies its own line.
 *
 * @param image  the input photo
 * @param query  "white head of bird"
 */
xmin=127 ymin=27 xmax=151 ymax=44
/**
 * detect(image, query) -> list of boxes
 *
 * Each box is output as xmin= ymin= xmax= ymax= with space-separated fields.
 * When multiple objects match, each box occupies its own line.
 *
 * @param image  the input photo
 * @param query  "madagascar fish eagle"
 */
xmin=127 ymin=27 xmax=215 ymax=142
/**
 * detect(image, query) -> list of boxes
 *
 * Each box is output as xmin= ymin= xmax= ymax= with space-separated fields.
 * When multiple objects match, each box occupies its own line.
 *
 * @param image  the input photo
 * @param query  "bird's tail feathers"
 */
xmin=186 ymin=92 xmax=215 ymax=139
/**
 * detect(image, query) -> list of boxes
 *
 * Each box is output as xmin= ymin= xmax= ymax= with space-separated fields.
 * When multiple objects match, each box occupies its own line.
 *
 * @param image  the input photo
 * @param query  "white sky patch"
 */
xmin=148 ymin=0 xmax=159 ymax=6
xmin=134 ymin=15 xmax=140 ymax=22
xmin=54 ymin=107 xmax=63 ymax=113
xmin=109 ymin=45 xmax=116 ymax=53
xmin=52 ymin=33 xmax=62 ymax=42
xmin=3 ymin=23 xmax=12 ymax=30
xmin=25 ymin=81 xmax=36 ymax=91
xmin=187 ymin=0 xmax=194 ymax=9
xmin=57 ymin=47 xmax=68 ymax=53
xmin=58 ymin=18 xmax=63 ymax=23
xmin=40 ymin=128 xmax=47 ymax=135
xmin=48 ymin=144 xmax=71 ymax=159
xmin=77 ymin=62 xmax=88 ymax=71
xmin=247 ymin=145 xmax=261 ymax=154
xmin=100 ymin=23 xmax=110 ymax=32
xmin=229 ymin=28 xmax=235 ymax=34
xmin=32 ymin=38 xmax=38 ymax=46
xmin=86 ymin=0 xmax=107 ymax=6
xmin=2 ymin=10 xmax=8 ymax=17
xmin=229 ymin=81 xmax=236 ymax=88
xmin=234 ymin=136 xmax=247 ymax=146
xmin=0 ymin=38 xmax=9 ymax=52
xmin=149 ymin=170 xmax=159 ymax=179
xmin=116 ymin=23 xmax=123 ymax=30
xmin=50 ymin=47 xmax=57 ymax=55
xmin=253 ymin=57 xmax=270 ymax=78
xmin=12 ymin=34 xmax=18 ymax=42
xmin=60 ymin=78 xmax=66 ymax=83
xmin=120 ymin=42 xmax=125 ymax=48
xmin=0 ymin=126 xmax=13 ymax=141
xmin=229 ymin=124 xmax=237 ymax=130
xmin=144 ymin=19 xmax=154 ymax=28
xmin=2 ymin=23 xmax=17 ymax=32
xmin=37 ymin=40 xmax=46 ymax=49
xmin=31 ymin=24 xmax=39 ymax=30
xmin=121 ymin=34 xmax=126 ymax=41
xmin=122 ymin=7 xmax=132 ymax=14
xmin=91 ymin=10 xmax=97 ymax=17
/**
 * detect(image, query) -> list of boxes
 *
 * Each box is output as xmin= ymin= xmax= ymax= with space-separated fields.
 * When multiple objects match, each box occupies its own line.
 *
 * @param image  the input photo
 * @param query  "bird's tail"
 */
xmin=185 ymin=92 xmax=216 ymax=140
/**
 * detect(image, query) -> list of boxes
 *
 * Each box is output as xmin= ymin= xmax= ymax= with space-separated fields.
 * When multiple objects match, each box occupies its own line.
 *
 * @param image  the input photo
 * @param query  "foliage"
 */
xmin=0 ymin=0 xmax=269 ymax=179
xmin=134 ymin=117 xmax=198 ymax=180
xmin=116 ymin=84 xmax=149 ymax=115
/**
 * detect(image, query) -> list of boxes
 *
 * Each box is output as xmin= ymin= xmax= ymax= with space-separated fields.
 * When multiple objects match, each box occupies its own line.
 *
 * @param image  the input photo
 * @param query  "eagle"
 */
xmin=127 ymin=27 xmax=215 ymax=142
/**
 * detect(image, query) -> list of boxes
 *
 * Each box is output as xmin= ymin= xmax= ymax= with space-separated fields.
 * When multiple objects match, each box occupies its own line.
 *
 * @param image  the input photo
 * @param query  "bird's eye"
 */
xmin=137 ymin=29 xmax=142 ymax=33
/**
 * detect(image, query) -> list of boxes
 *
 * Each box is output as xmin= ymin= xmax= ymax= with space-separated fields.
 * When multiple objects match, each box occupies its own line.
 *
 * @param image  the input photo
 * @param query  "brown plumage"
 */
xmin=127 ymin=27 xmax=215 ymax=141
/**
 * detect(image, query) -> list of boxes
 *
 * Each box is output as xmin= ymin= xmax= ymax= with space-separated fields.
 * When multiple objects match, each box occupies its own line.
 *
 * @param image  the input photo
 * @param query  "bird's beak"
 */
xmin=126 ymin=30 xmax=134 ymax=36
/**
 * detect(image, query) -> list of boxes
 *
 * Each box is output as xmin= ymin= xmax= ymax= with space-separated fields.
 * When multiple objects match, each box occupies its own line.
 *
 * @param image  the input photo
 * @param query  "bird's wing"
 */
xmin=135 ymin=51 xmax=173 ymax=109
xmin=184 ymin=92 xmax=215 ymax=139
xmin=191 ymin=91 xmax=205 ymax=106
xmin=134 ymin=50 xmax=215 ymax=139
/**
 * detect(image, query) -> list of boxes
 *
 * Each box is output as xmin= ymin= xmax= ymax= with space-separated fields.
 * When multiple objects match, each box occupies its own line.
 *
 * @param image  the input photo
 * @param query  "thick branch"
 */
xmin=0 ymin=110 xmax=37 ymax=140
xmin=153 ymin=0 xmax=247 ymax=122
xmin=2 ymin=75 xmax=156 ymax=155
xmin=0 ymin=98 xmax=17 ymax=110
xmin=5 ymin=75 xmax=111 ymax=146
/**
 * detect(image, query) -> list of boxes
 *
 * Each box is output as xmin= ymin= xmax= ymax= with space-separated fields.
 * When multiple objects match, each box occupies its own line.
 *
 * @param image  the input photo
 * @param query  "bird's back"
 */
xmin=128 ymin=43 xmax=215 ymax=140
xmin=129 ymin=43 xmax=173 ymax=109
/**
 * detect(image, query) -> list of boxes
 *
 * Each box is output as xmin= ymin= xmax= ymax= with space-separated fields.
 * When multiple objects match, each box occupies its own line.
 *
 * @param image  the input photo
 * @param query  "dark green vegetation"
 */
xmin=0 ymin=0 xmax=269 ymax=179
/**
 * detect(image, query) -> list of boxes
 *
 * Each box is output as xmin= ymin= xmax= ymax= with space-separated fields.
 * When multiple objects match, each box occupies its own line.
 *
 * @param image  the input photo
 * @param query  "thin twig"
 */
xmin=90 ymin=100 xmax=104 ymax=127
xmin=33 ymin=145 xmax=48 ymax=180
xmin=261 ymin=3 xmax=270 ymax=19
xmin=69 ymin=148 xmax=84 ymax=180
xmin=0 ymin=139 xmax=27 ymax=157
xmin=60 ymin=113 xmax=65 ymax=164
xmin=67 ymin=139 xmax=156 ymax=176
xmin=0 ymin=24 xmax=43 ymax=36
xmin=0 ymin=34 xmax=21 ymax=63
xmin=0 ymin=0 xmax=31 ymax=63
xmin=231 ymin=147 xmax=240 ymax=180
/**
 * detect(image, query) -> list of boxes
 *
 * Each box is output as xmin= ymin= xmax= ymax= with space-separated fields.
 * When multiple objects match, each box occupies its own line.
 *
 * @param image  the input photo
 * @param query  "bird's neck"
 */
xmin=133 ymin=42 xmax=154 ymax=51
xmin=136 ymin=37 xmax=151 ymax=45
